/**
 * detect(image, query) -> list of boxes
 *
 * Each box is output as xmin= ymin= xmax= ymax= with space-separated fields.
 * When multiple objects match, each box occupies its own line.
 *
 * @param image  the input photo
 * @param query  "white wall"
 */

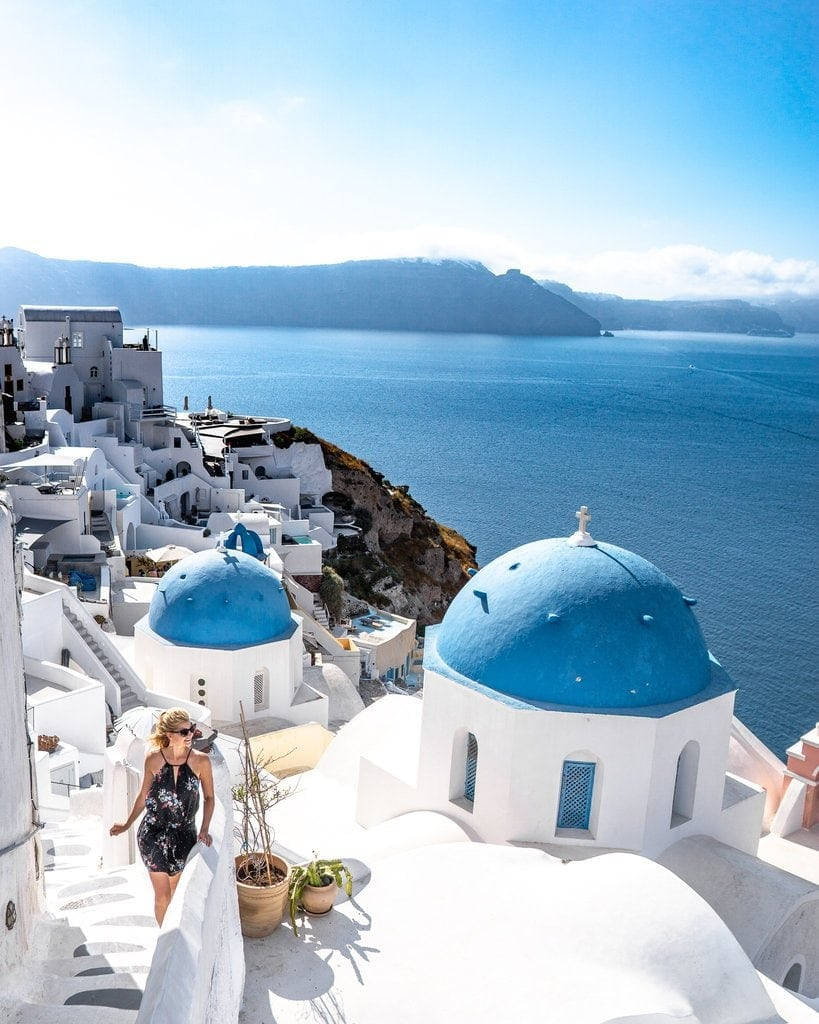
xmin=25 ymin=659 xmax=107 ymax=773
xmin=356 ymin=670 xmax=758 ymax=859
xmin=22 ymin=588 xmax=64 ymax=662
xmin=247 ymin=473 xmax=301 ymax=508
xmin=134 ymin=617 xmax=325 ymax=727
xmin=643 ymin=690 xmax=738 ymax=856
xmin=20 ymin=311 xmax=122 ymax=361
xmin=275 ymin=538 xmax=323 ymax=575
xmin=0 ymin=503 xmax=41 ymax=972
xmin=135 ymin=521 xmax=216 ymax=552
xmin=4 ymin=483 xmax=87 ymax=524
xmin=135 ymin=746 xmax=244 ymax=1024
xmin=111 ymin=347 xmax=163 ymax=407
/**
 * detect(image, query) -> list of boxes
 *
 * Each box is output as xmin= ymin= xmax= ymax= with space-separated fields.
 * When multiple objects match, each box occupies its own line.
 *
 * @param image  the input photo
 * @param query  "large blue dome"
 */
xmin=434 ymin=537 xmax=710 ymax=709
xmin=148 ymin=545 xmax=293 ymax=649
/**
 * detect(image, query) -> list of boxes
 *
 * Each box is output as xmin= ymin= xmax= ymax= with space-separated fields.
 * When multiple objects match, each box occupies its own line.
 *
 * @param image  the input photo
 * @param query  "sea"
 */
xmin=155 ymin=325 xmax=818 ymax=757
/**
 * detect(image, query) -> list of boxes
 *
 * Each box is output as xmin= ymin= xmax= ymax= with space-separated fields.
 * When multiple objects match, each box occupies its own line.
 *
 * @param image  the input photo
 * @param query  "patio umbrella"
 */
xmin=144 ymin=543 xmax=194 ymax=564
xmin=114 ymin=705 xmax=216 ymax=749
xmin=114 ymin=705 xmax=161 ymax=741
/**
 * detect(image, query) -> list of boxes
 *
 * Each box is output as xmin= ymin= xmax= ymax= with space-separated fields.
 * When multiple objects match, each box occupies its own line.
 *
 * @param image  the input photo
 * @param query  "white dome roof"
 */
xmin=244 ymin=841 xmax=781 ymax=1024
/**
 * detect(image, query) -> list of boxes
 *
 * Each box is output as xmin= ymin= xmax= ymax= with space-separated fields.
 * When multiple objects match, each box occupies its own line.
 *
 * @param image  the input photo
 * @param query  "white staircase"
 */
xmin=2 ymin=813 xmax=158 ymax=1023
xmin=312 ymin=598 xmax=330 ymax=628
xmin=63 ymin=606 xmax=142 ymax=714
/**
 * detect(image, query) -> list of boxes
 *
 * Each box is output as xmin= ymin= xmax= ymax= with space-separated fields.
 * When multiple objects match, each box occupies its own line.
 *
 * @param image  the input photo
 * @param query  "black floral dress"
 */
xmin=137 ymin=748 xmax=200 ymax=875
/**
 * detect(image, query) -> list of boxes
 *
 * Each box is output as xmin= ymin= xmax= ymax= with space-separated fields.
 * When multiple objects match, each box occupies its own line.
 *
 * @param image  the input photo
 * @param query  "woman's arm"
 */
xmin=109 ymin=753 xmax=155 ymax=836
xmin=193 ymin=753 xmax=215 ymax=846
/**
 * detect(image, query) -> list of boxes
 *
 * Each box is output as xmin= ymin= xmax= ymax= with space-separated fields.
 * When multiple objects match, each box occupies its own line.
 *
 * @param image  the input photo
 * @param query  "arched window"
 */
xmin=557 ymin=759 xmax=596 ymax=831
xmin=671 ymin=740 xmax=700 ymax=826
xmin=89 ymin=366 xmax=99 ymax=379
xmin=464 ymin=732 xmax=478 ymax=803
xmin=253 ymin=669 xmax=269 ymax=712
xmin=783 ymin=962 xmax=802 ymax=992
xmin=449 ymin=729 xmax=478 ymax=810
xmin=176 ymin=461 xmax=191 ymax=478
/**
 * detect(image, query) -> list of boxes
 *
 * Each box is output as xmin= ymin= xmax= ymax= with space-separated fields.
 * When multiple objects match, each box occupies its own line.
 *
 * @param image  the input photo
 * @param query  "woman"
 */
xmin=110 ymin=708 xmax=215 ymax=925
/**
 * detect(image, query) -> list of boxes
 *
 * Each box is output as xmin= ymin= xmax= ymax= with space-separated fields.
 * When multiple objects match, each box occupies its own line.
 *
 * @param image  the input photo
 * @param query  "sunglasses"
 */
xmin=172 ymin=726 xmax=199 ymax=737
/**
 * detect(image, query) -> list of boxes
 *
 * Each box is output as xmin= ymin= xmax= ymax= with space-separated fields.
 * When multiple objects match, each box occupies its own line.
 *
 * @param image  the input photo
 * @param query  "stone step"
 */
xmin=38 ymin=951 xmax=153 ymax=978
xmin=35 ymin=923 xmax=153 ymax=961
xmin=6 ymin=965 xmax=146 ymax=1008
xmin=2 ymin=996 xmax=137 ymax=1024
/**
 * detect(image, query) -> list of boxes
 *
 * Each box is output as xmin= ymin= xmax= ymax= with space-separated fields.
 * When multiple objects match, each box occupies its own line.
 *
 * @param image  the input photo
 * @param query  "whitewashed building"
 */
xmin=134 ymin=523 xmax=329 ymax=726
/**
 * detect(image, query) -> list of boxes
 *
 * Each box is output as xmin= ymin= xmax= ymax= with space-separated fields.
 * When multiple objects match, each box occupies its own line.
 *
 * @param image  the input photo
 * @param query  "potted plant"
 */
xmin=233 ymin=704 xmax=291 ymax=937
xmin=288 ymin=853 xmax=353 ymax=935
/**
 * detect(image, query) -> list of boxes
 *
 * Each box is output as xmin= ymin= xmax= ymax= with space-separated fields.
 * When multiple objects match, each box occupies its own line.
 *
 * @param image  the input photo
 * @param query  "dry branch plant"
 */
xmin=232 ymin=702 xmax=291 ymax=887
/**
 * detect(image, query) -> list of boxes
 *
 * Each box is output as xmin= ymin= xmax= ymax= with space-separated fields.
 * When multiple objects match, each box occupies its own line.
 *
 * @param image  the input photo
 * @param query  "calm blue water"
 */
xmin=156 ymin=325 xmax=818 ymax=757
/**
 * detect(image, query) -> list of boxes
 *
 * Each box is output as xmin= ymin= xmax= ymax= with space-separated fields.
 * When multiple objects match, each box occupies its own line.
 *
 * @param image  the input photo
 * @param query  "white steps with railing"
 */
xmin=63 ymin=608 xmax=141 ymax=714
xmin=312 ymin=597 xmax=330 ymax=627
xmin=1 ymin=812 xmax=158 ymax=1023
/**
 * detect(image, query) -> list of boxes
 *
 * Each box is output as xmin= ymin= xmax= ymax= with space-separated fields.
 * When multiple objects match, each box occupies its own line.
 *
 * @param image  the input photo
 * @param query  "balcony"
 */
xmin=139 ymin=404 xmax=177 ymax=422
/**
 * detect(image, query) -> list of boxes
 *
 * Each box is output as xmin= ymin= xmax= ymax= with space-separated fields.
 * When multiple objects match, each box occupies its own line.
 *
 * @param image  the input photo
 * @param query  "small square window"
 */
xmin=16 ymin=379 xmax=23 ymax=391
xmin=173 ymin=436 xmax=181 ymax=448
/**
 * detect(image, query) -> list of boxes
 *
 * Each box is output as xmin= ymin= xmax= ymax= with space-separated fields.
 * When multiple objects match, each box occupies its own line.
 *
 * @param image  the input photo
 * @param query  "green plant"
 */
xmin=319 ymin=564 xmax=344 ymax=621
xmin=288 ymin=853 xmax=353 ymax=934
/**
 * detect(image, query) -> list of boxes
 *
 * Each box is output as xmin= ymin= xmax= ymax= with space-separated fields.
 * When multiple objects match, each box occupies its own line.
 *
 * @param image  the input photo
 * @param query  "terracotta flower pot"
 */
xmin=301 ymin=878 xmax=338 ymax=917
xmin=235 ymin=853 xmax=290 ymax=938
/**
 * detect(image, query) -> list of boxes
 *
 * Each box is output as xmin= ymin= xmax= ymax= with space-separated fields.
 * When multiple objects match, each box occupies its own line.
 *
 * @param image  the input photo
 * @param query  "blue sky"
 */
xmin=1 ymin=0 xmax=816 ymax=296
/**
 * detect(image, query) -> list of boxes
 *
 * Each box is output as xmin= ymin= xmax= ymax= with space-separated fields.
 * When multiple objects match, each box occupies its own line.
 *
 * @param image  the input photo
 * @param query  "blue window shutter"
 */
xmin=464 ymin=733 xmax=478 ymax=802
xmin=557 ymin=760 xmax=595 ymax=830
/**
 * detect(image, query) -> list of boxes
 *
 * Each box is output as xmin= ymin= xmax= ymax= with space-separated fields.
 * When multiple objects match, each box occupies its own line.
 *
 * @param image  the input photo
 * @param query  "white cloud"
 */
xmin=535 ymin=244 xmax=819 ymax=299
xmin=296 ymin=230 xmax=819 ymax=299
xmin=215 ymin=100 xmax=268 ymax=129
xmin=301 ymin=224 xmax=528 ymax=270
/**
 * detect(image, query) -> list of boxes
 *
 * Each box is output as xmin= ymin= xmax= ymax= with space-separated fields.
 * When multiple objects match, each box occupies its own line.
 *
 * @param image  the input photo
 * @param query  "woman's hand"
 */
xmin=197 ymin=829 xmax=212 ymax=847
xmin=109 ymin=822 xmax=128 ymax=837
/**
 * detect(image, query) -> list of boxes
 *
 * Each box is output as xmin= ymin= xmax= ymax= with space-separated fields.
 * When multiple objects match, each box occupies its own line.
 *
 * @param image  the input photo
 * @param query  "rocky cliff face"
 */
xmin=274 ymin=427 xmax=476 ymax=626
xmin=540 ymin=279 xmax=796 ymax=335
xmin=0 ymin=248 xmax=601 ymax=337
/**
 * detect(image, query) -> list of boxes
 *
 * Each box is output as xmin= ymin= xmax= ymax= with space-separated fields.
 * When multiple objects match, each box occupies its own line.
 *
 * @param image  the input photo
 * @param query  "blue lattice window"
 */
xmin=464 ymin=732 xmax=478 ymax=803
xmin=556 ymin=760 xmax=595 ymax=830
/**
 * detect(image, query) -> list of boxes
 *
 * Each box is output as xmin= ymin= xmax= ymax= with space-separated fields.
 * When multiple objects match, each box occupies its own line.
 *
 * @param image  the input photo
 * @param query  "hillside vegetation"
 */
xmin=274 ymin=426 xmax=477 ymax=625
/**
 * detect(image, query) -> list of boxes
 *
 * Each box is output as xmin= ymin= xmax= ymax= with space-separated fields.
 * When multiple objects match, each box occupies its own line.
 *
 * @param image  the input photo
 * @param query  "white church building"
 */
xmin=134 ymin=523 xmax=329 ymax=727
xmin=356 ymin=508 xmax=764 ymax=857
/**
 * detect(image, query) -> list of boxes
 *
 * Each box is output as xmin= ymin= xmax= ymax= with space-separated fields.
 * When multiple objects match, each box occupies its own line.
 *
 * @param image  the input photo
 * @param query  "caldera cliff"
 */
xmin=273 ymin=427 xmax=477 ymax=626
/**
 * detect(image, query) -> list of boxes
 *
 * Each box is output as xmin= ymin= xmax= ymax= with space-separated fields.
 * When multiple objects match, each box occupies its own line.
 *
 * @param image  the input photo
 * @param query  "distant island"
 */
xmin=1 ymin=246 xmax=813 ymax=337
xmin=0 ymin=248 xmax=599 ymax=337
xmin=540 ymin=279 xmax=803 ymax=336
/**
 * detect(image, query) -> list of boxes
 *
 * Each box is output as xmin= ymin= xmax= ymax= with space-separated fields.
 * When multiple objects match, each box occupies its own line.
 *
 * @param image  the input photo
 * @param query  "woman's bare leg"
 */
xmin=149 ymin=871 xmax=172 ymax=925
xmin=168 ymin=871 xmax=183 ymax=910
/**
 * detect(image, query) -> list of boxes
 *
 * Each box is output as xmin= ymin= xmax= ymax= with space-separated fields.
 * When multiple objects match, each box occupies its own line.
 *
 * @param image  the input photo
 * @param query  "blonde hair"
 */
xmin=147 ymin=708 xmax=192 ymax=750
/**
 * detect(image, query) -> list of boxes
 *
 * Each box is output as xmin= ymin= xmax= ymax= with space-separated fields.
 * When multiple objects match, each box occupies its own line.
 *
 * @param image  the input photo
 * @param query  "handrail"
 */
xmin=136 ymin=746 xmax=243 ymax=1024
xmin=0 ymin=822 xmax=44 ymax=861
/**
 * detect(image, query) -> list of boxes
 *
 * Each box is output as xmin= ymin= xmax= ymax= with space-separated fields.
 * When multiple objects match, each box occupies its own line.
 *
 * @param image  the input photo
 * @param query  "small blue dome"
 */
xmin=148 ymin=543 xmax=293 ymax=649
xmin=435 ymin=538 xmax=710 ymax=709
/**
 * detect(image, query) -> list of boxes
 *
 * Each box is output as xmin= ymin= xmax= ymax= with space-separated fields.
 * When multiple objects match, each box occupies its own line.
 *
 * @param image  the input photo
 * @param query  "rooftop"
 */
xmin=349 ymin=611 xmax=414 ymax=645
xmin=20 ymin=306 xmax=122 ymax=323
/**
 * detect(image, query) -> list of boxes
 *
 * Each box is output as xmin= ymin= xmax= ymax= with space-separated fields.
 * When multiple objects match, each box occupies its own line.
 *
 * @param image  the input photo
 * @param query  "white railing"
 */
xmin=24 ymin=570 xmax=149 ymax=708
xmin=136 ymin=746 xmax=244 ymax=1024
